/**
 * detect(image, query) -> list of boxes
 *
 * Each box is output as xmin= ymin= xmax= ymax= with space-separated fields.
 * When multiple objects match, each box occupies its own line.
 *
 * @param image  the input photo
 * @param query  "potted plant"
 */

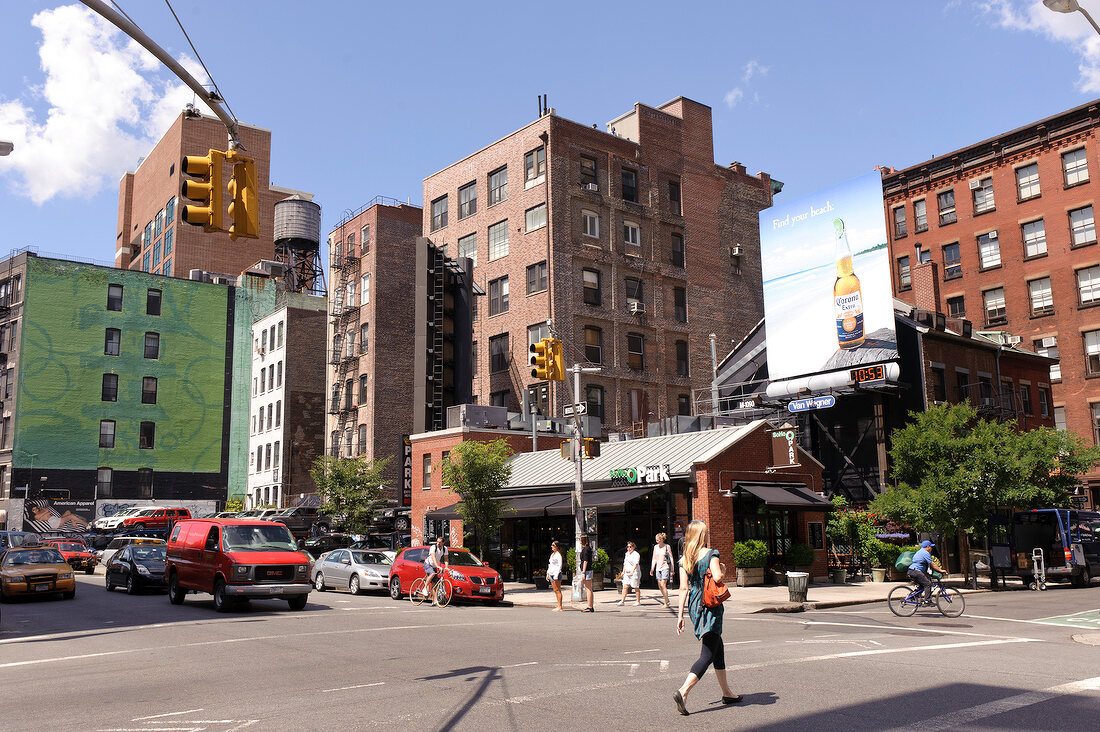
xmin=863 ymin=537 xmax=904 ymax=582
xmin=531 ymin=568 xmax=548 ymax=589
xmin=788 ymin=543 xmax=816 ymax=580
xmin=566 ymin=546 xmax=610 ymax=591
xmin=733 ymin=539 xmax=767 ymax=586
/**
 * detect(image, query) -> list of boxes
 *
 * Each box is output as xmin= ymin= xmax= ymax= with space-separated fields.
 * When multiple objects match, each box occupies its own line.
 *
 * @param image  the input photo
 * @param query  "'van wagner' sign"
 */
xmin=609 ymin=464 xmax=671 ymax=487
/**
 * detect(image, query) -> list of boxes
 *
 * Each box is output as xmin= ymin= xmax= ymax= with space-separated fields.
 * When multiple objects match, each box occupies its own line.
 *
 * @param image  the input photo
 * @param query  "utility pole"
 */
xmin=562 ymin=361 xmax=600 ymax=601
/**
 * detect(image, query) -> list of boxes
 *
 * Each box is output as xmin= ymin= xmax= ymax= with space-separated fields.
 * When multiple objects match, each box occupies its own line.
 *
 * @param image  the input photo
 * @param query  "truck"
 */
xmin=1007 ymin=509 xmax=1100 ymax=588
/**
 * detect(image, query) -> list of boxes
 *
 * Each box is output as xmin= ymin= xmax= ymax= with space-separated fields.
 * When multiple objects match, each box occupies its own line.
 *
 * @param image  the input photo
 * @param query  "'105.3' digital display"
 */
xmin=850 ymin=364 xmax=886 ymax=383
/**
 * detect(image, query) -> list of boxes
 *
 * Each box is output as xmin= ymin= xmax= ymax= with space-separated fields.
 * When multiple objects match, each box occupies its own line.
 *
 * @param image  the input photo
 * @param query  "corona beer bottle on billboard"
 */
xmin=833 ymin=217 xmax=865 ymax=349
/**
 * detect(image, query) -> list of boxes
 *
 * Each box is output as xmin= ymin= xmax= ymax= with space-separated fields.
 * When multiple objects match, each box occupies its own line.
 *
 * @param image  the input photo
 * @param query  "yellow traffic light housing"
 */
xmin=583 ymin=437 xmax=601 ymax=458
xmin=560 ymin=440 xmax=572 ymax=460
xmin=530 ymin=338 xmax=552 ymax=380
xmin=549 ymin=337 xmax=565 ymax=382
xmin=226 ymin=151 xmax=259 ymax=240
xmin=180 ymin=149 xmax=226 ymax=232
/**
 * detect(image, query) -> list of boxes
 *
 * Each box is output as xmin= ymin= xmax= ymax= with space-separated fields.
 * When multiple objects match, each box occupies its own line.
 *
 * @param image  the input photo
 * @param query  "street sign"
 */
xmin=788 ymin=395 xmax=835 ymax=413
xmin=563 ymin=402 xmax=587 ymax=417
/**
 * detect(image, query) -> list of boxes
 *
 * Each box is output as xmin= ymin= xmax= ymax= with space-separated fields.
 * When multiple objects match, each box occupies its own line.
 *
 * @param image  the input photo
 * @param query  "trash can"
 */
xmin=786 ymin=571 xmax=809 ymax=603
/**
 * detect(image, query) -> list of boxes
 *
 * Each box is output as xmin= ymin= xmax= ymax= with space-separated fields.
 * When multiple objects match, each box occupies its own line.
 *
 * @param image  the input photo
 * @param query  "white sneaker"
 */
xmin=616 ymin=600 xmax=624 ymax=606
xmin=632 ymin=602 xmax=641 ymax=607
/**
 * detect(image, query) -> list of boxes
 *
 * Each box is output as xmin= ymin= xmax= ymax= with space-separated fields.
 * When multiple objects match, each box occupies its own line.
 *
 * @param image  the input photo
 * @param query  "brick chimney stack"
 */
xmin=911 ymin=260 xmax=941 ymax=313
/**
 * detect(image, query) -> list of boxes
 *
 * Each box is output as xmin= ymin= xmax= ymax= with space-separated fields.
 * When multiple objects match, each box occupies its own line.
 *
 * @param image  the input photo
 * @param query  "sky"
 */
xmin=2 ymin=0 xmax=1100 ymax=267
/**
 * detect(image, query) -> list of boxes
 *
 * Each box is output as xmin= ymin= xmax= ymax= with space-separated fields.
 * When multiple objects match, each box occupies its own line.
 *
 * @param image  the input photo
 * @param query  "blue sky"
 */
xmin=2 ymin=1 xmax=1100 ymax=266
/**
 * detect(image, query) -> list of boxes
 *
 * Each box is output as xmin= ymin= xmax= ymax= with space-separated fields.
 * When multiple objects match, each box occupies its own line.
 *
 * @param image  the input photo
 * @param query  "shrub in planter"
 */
xmin=733 ymin=539 xmax=768 ymax=568
xmin=565 ymin=546 xmax=609 ymax=574
xmin=788 ymin=543 xmax=815 ymax=568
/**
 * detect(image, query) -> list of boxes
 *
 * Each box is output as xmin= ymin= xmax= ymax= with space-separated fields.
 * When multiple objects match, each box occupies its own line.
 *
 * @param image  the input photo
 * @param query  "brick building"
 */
xmin=116 ymin=111 xmax=305 ymax=279
xmin=882 ymin=99 xmax=1100 ymax=495
xmin=421 ymin=96 xmax=776 ymax=434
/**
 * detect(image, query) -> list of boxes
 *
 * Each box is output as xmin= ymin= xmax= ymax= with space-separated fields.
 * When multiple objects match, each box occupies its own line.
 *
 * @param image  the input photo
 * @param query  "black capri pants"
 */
xmin=690 ymin=631 xmax=725 ymax=678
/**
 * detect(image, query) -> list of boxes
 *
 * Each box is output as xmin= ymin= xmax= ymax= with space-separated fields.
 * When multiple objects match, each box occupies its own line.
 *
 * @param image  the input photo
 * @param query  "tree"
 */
xmin=439 ymin=439 xmax=513 ymax=559
xmin=310 ymin=455 xmax=391 ymax=535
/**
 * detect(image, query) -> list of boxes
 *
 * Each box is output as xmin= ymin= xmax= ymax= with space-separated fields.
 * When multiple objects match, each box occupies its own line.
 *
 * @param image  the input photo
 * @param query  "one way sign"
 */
xmin=564 ymin=403 xmax=587 ymax=417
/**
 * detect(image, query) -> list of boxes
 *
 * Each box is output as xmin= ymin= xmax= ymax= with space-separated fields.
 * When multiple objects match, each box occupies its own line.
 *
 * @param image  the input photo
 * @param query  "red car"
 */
xmin=45 ymin=539 xmax=98 ymax=574
xmin=387 ymin=546 xmax=504 ymax=604
xmin=119 ymin=507 xmax=191 ymax=531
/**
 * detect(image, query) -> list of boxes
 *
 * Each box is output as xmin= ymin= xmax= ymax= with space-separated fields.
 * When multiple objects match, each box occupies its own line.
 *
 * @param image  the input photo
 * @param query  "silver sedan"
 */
xmin=312 ymin=549 xmax=392 ymax=595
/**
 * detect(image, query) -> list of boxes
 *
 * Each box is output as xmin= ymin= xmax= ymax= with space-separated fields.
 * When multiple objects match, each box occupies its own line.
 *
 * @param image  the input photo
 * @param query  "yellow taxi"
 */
xmin=0 ymin=545 xmax=77 ymax=601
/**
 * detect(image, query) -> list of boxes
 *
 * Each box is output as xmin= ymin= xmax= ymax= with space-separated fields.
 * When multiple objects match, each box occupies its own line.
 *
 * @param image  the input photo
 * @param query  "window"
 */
xmin=525 ymin=203 xmax=547 ymax=232
xmin=144 ymin=221 xmax=152 ymax=247
xmin=471 ymin=341 xmax=478 ymax=376
xmin=623 ymin=221 xmax=640 ymax=248
xmin=359 ymin=374 xmax=368 ymax=402
xmin=978 ymin=232 xmax=1000 ymax=269
xmin=143 ymin=251 xmax=150 ymax=272
xmin=458 ymin=233 xmax=477 ymax=267
xmin=142 ymin=377 xmax=158 ymax=404
xmin=1034 ymin=339 xmax=1060 ymax=381
xmin=1079 ymin=265 xmax=1100 ymax=305
xmin=1022 ymin=220 xmax=1047 ymax=257
xmin=1056 ymin=405 xmax=1066 ymax=430
xmin=430 ymin=196 xmax=448 ymax=231
xmin=488 ymin=166 xmax=507 ymax=205
xmin=1020 ymin=384 xmax=1033 ymax=415
xmin=585 ymin=384 xmax=604 ymax=419
xmin=260 ymin=369 xmax=266 ymax=393
xmin=1017 ymin=163 xmax=1040 ymax=200
xmin=147 ymin=289 xmax=162 ymax=316
xmin=1085 ymin=330 xmax=1100 ymax=375
xmin=361 ymin=224 xmax=370 ymax=252
xmin=458 ymin=181 xmax=477 ymax=219
xmin=972 ymin=177 xmax=995 ymax=214
xmin=163 ymin=259 xmax=171 ymax=277
xmin=152 ymin=239 xmax=162 ymax=269
xmin=488 ymin=276 xmax=509 ymax=316
xmin=627 ymin=333 xmax=644 ymax=370
xmin=165 ymin=196 xmax=175 ymax=223
xmin=138 ymin=468 xmax=153 ymax=498
xmin=1070 ymin=205 xmax=1096 ymax=247
xmin=931 ymin=366 xmax=947 ymax=403
xmin=1063 ymin=148 xmax=1089 ymax=186
xmin=947 ymin=295 xmax=965 ymax=317
xmin=526 ymin=261 xmax=547 ymax=294
xmin=525 ymin=147 xmax=546 ymax=184
xmin=164 ymin=229 xmax=173 ymax=257
xmin=102 ymin=373 xmax=118 ymax=402
xmin=488 ymin=220 xmax=509 ymax=260
xmin=892 ymin=206 xmax=907 ymax=238
xmin=1029 ymin=277 xmax=1054 ymax=315
xmin=489 ymin=334 xmax=509 ymax=372
xmin=275 ymin=401 xmax=281 ymax=427
xmin=676 ymin=340 xmax=689 ymax=376
xmin=943 ymin=242 xmax=961 ymax=278
xmin=357 ymin=425 xmax=366 ymax=455
xmin=583 ymin=269 xmax=601 ymax=306
xmin=978 ymin=375 xmax=995 ymax=406
xmin=97 ymin=468 xmax=113 ymax=498
xmin=582 ymin=210 xmax=599 ymax=238
xmin=99 ymin=420 xmax=116 ymax=448
xmin=1094 ymin=405 xmax=1100 ymax=444
xmin=678 ymin=394 xmax=692 ymax=416
xmin=671 ymin=233 xmax=685 ymax=268
xmin=107 ymin=284 xmax=123 ymax=311
xmin=359 ymin=324 xmax=368 ymax=354
xmin=527 ymin=322 xmax=549 ymax=351
xmin=913 ymin=199 xmax=927 ymax=232
xmin=144 ymin=332 xmax=160 ymax=359
xmin=1039 ymin=386 xmax=1051 ymax=418
xmin=938 ymin=190 xmax=956 ymax=225
xmin=584 ymin=326 xmax=602 ymax=364
xmin=983 ymin=287 xmax=1006 ymax=324
xmin=621 ymin=168 xmax=638 ymax=203
xmin=268 ymin=442 xmax=275 ymax=467
xmin=674 ymin=287 xmax=687 ymax=322
xmin=625 ymin=277 xmax=643 ymax=306
xmin=105 ymin=328 xmax=120 ymax=356
xmin=490 ymin=390 xmax=510 ymax=408
xmin=580 ymin=155 xmax=597 ymax=186
xmin=669 ymin=180 xmax=682 ymax=215
xmin=897 ymin=256 xmax=911 ymax=289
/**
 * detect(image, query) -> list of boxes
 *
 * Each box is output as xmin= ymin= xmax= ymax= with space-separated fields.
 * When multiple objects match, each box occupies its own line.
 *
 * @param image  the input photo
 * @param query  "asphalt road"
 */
xmin=2 ymin=575 xmax=1099 ymax=731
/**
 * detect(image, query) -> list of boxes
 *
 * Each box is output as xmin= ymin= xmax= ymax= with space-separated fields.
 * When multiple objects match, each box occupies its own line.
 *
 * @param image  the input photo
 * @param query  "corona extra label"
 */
xmin=832 ymin=217 xmax=865 ymax=349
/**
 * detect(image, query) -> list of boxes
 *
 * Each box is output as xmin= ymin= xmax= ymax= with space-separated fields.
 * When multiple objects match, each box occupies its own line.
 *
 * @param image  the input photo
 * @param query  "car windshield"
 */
xmin=222 ymin=524 xmax=298 ymax=552
xmin=446 ymin=551 xmax=484 ymax=567
xmin=132 ymin=546 xmax=166 ymax=561
xmin=4 ymin=548 xmax=65 ymax=566
xmin=10 ymin=533 xmax=40 ymax=547
xmin=56 ymin=543 xmax=85 ymax=552
xmin=111 ymin=509 xmax=139 ymax=518
xmin=351 ymin=551 xmax=391 ymax=566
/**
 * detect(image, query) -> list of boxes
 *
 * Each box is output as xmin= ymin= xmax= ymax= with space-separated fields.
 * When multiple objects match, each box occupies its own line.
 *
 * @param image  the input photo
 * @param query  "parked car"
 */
xmin=92 ymin=507 xmax=143 ymax=532
xmin=313 ymin=549 xmax=392 ymax=595
xmin=45 ymin=539 xmax=97 ymax=574
xmin=105 ymin=544 xmax=168 ymax=594
xmin=165 ymin=518 xmax=312 ymax=612
xmin=0 ymin=546 xmax=76 ymax=601
xmin=96 ymin=536 xmax=167 ymax=570
xmin=387 ymin=546 xmax=504 ymax=604
xmin=236 ymin=508 xmax=281 ymax=520
xmin=118 ymin=507 xmax=191 ymax=531
xmin=211 ymin=511 xmax=240 ymax=518
xmin=304 ymin=533 xmax=354 ymax=557
xmin=267 ymin=506 xmax=333 ymax=536
xmin=0 ymin=531 xmax=41 ymax=549
xmin=351 ymin=533 xmax=409 ymax=552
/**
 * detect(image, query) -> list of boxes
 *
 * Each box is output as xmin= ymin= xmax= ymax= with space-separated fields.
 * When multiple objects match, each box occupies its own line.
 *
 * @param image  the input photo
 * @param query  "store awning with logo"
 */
xmin=425 ymin=485 xmax=662 ymax=522
xmin=731 ymin=482 xmax=834 ymax=510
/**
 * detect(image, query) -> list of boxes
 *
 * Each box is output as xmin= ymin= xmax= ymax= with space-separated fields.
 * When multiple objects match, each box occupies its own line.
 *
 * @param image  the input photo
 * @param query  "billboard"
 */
xmin=23 ymin=498 xmax=95 ymax=533
xmin=760 ymin=171 xmax=897 ymax=382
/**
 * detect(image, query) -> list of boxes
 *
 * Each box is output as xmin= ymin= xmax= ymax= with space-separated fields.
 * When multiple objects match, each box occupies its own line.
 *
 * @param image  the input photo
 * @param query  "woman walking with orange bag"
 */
xmin=673 ymin=519 xmax=740 ymax=715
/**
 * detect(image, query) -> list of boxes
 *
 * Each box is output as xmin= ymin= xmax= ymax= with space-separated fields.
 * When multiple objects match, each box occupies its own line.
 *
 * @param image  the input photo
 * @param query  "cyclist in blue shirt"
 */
xmin=907 ymin=540 xmax=946 ymax=604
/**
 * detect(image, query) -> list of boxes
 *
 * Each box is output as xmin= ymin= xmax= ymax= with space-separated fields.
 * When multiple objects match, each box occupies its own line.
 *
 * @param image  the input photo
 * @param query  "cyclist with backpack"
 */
xmin=907 ymin=540 xmax=946 ymax=605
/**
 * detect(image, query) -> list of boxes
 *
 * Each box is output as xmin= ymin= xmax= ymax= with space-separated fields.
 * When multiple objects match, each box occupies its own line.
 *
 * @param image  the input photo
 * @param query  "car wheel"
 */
xmin=314 ymin=573 xmax=327 ymax=591
xmin=126 ymin=575 xmax=137 ymax=595
xmin=168 ymin=573 xmax=186 ymax=605
xmin=62 ymin=589 xmax=76 ymax=600
xmin=316 ymin=523 xmax=330 ymax=534
xmin=105 ymin=573 xmax=114 ymax=592
xmin=213 ymin=579 xmax=231 ymax=612
xmin=84 ymin=566 xmax=95 ymax=575
xmin=350 ymin=575 xmax=361 ymax=595
xmin=287 ymin=595 xmax=308 ymax=611
xmin=389 ymin=576 xmax=402 ymax=600
xmin=1081 ymin=566 xmax=1093 ymax=586
xmin=134 ymin=523 xmax=145 ymax=530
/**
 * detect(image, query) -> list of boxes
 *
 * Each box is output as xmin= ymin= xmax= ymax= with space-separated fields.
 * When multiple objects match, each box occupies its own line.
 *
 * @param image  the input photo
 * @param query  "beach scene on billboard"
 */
xmin=760 ymin=171 xmax=897 ymax=382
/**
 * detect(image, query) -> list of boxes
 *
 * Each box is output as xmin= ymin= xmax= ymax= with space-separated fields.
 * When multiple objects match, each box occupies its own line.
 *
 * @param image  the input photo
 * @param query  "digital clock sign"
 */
xmin=850 ymin=363 xmax=886 ymax=384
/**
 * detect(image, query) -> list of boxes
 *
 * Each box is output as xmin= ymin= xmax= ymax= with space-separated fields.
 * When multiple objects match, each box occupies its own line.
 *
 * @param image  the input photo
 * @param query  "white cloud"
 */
xmin=724 ymin=59 xmax=770 ymax=109
xmin=742 ymin=60 xmax=769 ymax=83
xmin=980 ymin=0 xmax=1100 ymax=92
xmin=0 ymin=4 xmax=211 ymax=204
xmin=724 ymin=88 xmax=744 ymax=108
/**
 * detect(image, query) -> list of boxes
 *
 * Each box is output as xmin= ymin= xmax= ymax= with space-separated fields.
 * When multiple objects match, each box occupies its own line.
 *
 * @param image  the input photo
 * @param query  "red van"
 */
xmin=165 ymin=518 xmax=311 ymax=612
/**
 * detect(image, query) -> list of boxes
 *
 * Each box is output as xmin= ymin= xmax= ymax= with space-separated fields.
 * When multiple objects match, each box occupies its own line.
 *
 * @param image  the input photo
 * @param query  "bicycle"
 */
xmin=410 ymin=571 xmax=453 ymax=608
xmin=887 ymin=575 xmax=965 ymax=618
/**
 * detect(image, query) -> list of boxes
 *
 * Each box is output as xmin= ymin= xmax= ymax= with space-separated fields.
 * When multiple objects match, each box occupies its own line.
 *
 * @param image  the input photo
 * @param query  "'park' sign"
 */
xmin=609 ymin=464 xmax=671 ymax=487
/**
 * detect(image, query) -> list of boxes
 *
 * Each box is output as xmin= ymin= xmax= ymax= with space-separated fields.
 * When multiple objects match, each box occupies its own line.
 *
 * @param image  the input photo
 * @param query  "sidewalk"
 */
xmin=502 ymin=577 xmax=987 ymax=614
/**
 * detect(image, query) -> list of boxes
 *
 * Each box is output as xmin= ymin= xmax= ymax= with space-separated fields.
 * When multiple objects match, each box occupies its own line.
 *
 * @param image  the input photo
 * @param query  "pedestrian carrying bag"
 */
xmin=702 ymin=550 xmax=730 ymax=607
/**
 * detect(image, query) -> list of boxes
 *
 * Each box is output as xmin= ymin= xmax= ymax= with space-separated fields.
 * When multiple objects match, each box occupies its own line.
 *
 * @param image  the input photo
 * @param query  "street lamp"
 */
xmin=1044 ymin=0 xmax=1100 ymax=36
xmin=0 ymin=141 xmax=12 ymax=156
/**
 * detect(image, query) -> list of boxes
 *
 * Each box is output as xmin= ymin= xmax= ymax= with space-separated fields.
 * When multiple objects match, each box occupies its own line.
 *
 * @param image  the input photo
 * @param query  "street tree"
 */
xmin=310 ymin=455 xmax=391 ymax=535
xmin=439 ymin=439 xmax=513 ymax=559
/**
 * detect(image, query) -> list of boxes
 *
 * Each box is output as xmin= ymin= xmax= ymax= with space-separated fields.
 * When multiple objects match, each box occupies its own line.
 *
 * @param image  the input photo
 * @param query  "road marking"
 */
xmin=133 ymin=709 xmax=204 ymax=721
xmin=659 ymin=660 xmax=669 ymax=672
xmin=628 ymin=664 xmax=639 ymax=676
xmin=1034 ymin=608 xmax=1099 ymax=620
xmin=798 ymin=619 xmax=1038 ymax=641
xmin=622 ymin=648 xmax=660 ymax=654
xmin=724 ymin=640 xmax=762 ymax=646
xmin=887 ymin=675 xmax=1100 ymax=731
xmin=321 ymin=682 xmax=384 ymax=693
xmin=501 ymin=661 xmax=539 ymax=668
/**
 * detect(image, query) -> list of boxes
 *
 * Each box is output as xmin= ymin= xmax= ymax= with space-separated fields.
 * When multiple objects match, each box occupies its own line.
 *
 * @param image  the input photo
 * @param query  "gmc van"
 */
xmin=165 ymin=519 xmax=312 ymax=612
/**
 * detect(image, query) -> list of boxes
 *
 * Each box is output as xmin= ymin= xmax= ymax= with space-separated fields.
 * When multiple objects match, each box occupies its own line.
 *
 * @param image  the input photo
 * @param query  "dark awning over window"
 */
xmin=733 ymin=483 xmax=833 ymax=510
xmin=424 ymin=485 xmax=661 ymax=521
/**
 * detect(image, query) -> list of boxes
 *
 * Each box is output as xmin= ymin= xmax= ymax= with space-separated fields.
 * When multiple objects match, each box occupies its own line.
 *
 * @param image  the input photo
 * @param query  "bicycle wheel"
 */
xmin=410 ymin=577 xmax=428 ymax=607
xmin=435 ymin=578 xmax=454 ymax=608
xmin=936 ymin=587 xmax=965 ymax=618
xmin=887 ymin=585 xmax=919 ymax=617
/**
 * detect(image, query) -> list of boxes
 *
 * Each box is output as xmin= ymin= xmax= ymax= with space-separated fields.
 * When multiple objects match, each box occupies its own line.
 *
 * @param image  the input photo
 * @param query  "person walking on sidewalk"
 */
xmin=651 ymin=532 xmax=676 ymax=609
xmin=579 ymin=534 xmax=595 ymax=612
xmin=547 ymin=540 xmax=564 ymax=612
xmin=617 ymin=541 xmax=642 ymax=606
xmin=673 ymin=520 xmax=741 ymax=716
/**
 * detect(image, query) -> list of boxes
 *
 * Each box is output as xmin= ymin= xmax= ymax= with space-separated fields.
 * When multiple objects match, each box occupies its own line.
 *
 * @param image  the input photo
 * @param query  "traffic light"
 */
xmin=583 ymin=438 xmax=601 ymax=458
xmin=180 ymin=149 xmax=226 ymax=232
xmin=549 ymin=337 xmax=565 ymax=382
xmin=560 ymin=439 xmax=572 ymax=460
xmin=531 ymin=338 xmax=552 ymax=379
xmin=226 ymin=151 xmax=259 ymax=240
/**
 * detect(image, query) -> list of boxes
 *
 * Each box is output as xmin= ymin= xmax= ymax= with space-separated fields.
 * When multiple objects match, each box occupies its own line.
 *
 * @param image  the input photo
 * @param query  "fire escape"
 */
xmin=328 ymin=223 xmax=361 ymax=457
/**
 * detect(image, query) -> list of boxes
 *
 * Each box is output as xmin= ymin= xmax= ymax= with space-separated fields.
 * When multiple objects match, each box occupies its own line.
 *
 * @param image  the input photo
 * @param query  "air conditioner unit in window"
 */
xmin=988 ymin=230 xmax=997 ymax=239
xmin=729 ymin=246 xmax=744 ymax=257
xmin=583 ymin=183 xmax=599 ymax=192
xmin=628 ymin=301 xmax=646 ymax=314
xmin=1006 ymin=335 xmax=1022 ymax=345
xmin=1041 ymin=336 xmax=1057 ymax=348
xmin=969 ymin=179 xmax=982 ymax=190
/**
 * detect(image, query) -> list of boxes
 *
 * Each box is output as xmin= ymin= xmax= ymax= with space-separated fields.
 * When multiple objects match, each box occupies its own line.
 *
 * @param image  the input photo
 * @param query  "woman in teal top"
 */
xmin=673 ymin=520 xmax=741 ymax=715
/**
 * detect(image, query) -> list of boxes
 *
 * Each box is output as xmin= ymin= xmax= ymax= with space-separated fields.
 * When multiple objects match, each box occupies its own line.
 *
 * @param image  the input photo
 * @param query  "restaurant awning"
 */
xmin=425 ymin=485 xmax=662 ymax=521
xmin=732 ymin=483 xmax=833 ymax=510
